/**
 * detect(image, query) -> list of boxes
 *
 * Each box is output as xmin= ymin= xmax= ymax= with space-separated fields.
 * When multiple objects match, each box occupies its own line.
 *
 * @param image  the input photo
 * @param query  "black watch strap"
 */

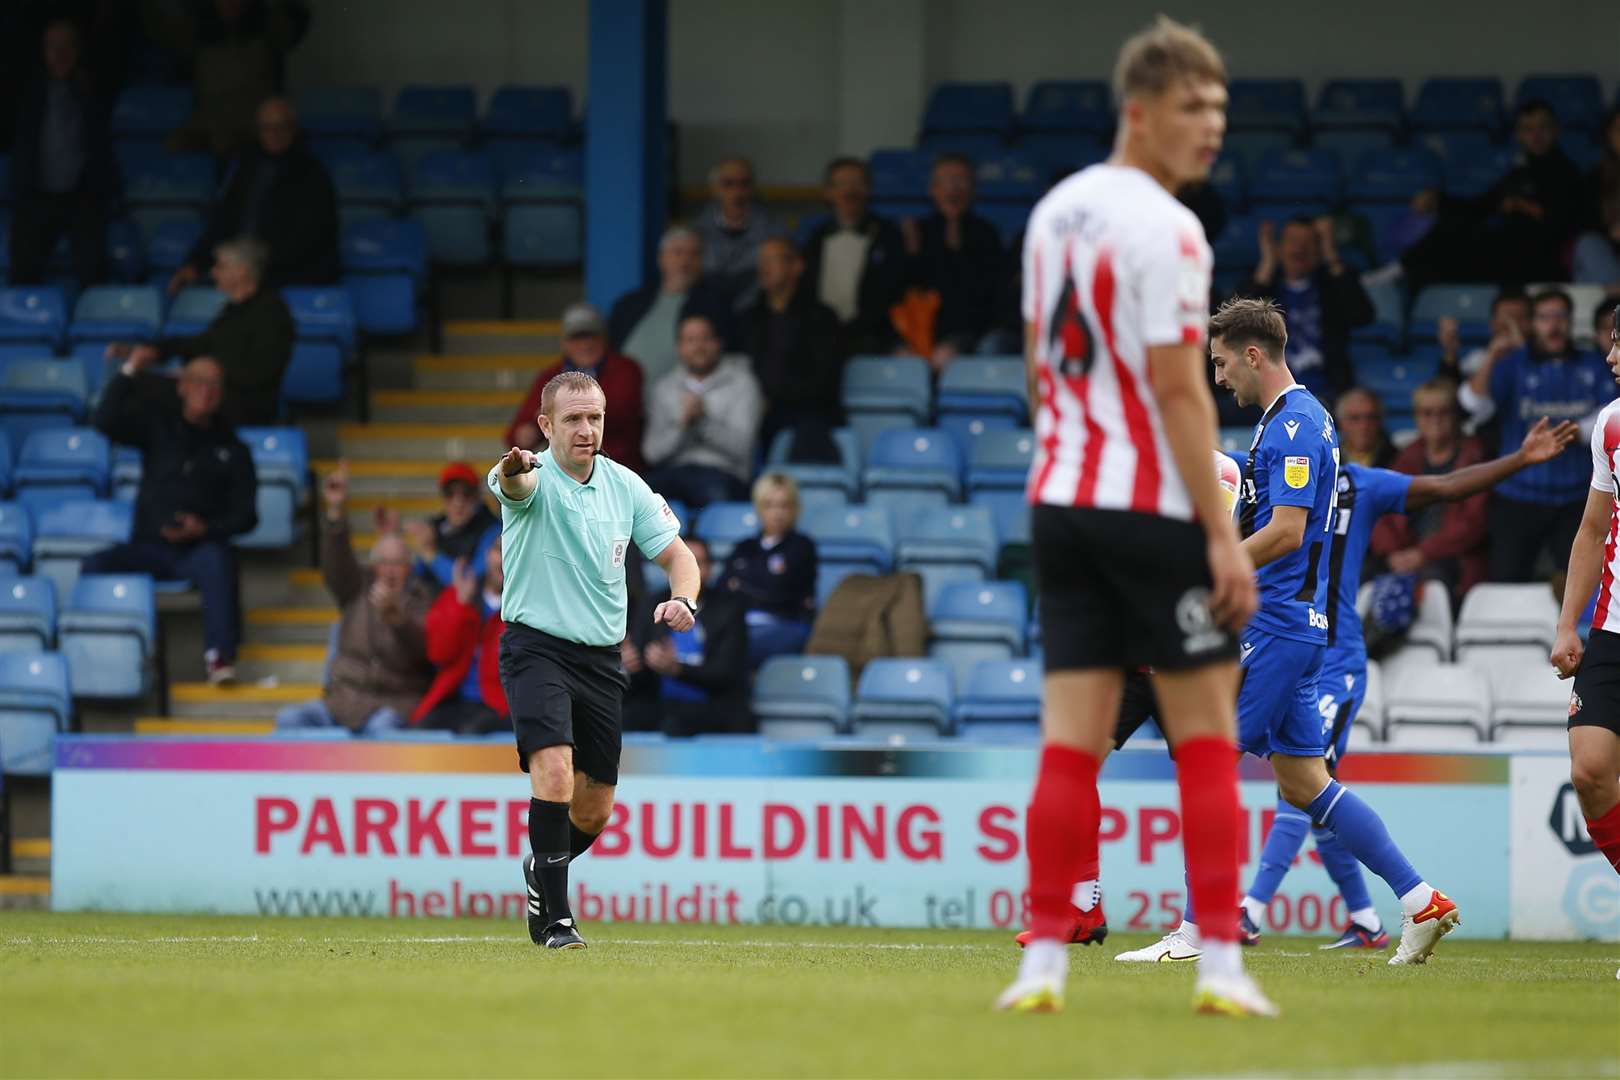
xmin=672 ymin=595 xmax=698 ymax=614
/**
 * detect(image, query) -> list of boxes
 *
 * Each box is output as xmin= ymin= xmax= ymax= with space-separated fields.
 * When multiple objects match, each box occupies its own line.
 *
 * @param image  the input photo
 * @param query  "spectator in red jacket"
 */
xmin=413 ymin=537 xmax=508 ymax=734
xmin=1371 ymin=379 xmax=1488 ymax=601
xmin=503 ymin=302 xmax=646 ymax=473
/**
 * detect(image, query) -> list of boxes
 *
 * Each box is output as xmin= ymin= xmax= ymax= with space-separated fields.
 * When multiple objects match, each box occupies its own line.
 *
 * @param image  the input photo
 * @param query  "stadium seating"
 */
xmin=13 ymin=428 xmax=109 ymax=515
xmin=928 ymin=581 xmax=1027 ymax=688
xmin=1411 ymin=77 xmax=1504 ymax=133
xmin=764 ymin=427 xmax=863 ymax=500
xmin=389 ymin=84 xmax=478 ymax=153
xmin=922 ymin=83 xmax=1014 ymax=138
xmin=483 ymin=85 xmax=575 ymax=142
xmin=1248 ymin=147 xmax=1340 ymax=208
xmin=1406 ymin=580 xmax=1456 ymax=661
xmin=59 ymin=574 xmax=156 ymax=699
xmin=1455 ymin=583 xmax=1559 ymax=655
xmin=1439 ymin=142 xmax=1516 ymax=199
xmin=752 ymin=655 xmax=851 ymax=739
xmin=123 ymin=153 xmax=214 ymax=243
xmin=965 ymin=428 xmax=1033 ymax=494
xmin=499 ymin=146 xmax=585 ymax=268
xmin=161 ymin=286 xmax=226 ymax=338
xmin=1227 ymin=78 xmax=1307 ymax=132
xmin=0 ymin=577 xmax=55 ymax=653
xmin=0 ymin=287 xmax=68 ymax=350
xmin=408 ymin=150 xmax=496 ymax=265
xmin=1313 ymin=79 xmax=1404 ymax=131
xmin=235 ymin=427 xmax=309 ymax=549
xmin=319 ymin=146 xmax=406 ymax=215
xmin=694 ymin=501 xmax=759 ymax=563
xmin=1022 ymin=81 xmax=1112 ymax=136
xmin=863 ymin=428 xmax=963 ymax=502
xmin=851 ymin=658 xmax=955 ymax=739
xmin=936 ymin=357 xmax=1027 ymax=423
xmin=109 ymin=86 xmax=192 ymax=143
xmin=145 ymin=217 xmax=205 ymax=278
xmin=67 ymin=286 xmax=163 ymax=344
xmin=1347 ymin=147 xmax=1442 ymax=203
xmin=803 ymin=505 xmax=894 ymax=575
xmin=0 ymin=651 xmax=71 ymax=776
xmin=1384 ymin=663 xmax=1490 ymax=743
xmin=31 ymin=499 xmax=130 ymax=599
xmin=341 ymin=218 xmax=429 ymax=337
xmin=0 ymin=502 xmax=31 ymax=574
xmin=1359 ymin=660 xmax=1385 ymax=740
xmin=1409 ymin=284 xmax=1497 ymax=345
xmin=295 ymin=86 xmax=384 ymax=142
xmin=842 ymin=356 xmax=932 ymax=452
xmin=953 ymin=658 xmax=1040 ymax=736
xmin=1516 ymin=74 xmax=1604 ymax=132
xmin=1485 ymin=661 xmax=1570 ymax=740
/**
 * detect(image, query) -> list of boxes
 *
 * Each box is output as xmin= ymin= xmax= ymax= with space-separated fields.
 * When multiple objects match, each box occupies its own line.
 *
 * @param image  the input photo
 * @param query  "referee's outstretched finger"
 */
xmin=500 ymin=446 xmax=531 ymax=475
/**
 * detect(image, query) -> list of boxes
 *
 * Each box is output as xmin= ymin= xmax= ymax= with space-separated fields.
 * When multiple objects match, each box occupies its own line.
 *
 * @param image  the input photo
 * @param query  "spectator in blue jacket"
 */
xmin=721 ymin=472 xmax=818 ymax=667
xmin=1460 ymin=288 xmax=1617 ymax=581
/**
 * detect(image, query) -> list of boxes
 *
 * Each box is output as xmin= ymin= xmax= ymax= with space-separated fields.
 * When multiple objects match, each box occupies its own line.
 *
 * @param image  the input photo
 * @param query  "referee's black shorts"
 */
xmin=1569 ymin=628 xmax=1620 ymax=736
xmin=1034 ymin=505 xmax=1239 ymax=673
xmin=498 ymin=621 xmax=629 ymax=784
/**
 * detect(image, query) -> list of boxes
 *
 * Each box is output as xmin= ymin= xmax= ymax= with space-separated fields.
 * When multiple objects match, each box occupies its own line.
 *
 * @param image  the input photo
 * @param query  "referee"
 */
xmin=489 ymin=369 xmax=700 ymax=949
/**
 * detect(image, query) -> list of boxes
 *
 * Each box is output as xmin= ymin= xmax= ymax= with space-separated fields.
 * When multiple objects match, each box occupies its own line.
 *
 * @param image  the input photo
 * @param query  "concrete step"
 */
xmin=441 ymin=319 xmax=560 ymax=356
xmin=343 ymin=495 xmax=444 ymax=534
xmin=237 ymin=642 xmax=328 ymax=684
xmin=0 ymin=875 xmax=49 ymax=910
xmin=370 ymin=388 xmax=524 ymax=424
xmin=413 ymin=353 xmax=554 ymax=391
xmin=244 ymin=606 xmax=336 ymax=644
xmin=170 ymin=681 xmax=320 ymax=719
xmin=311 ymin=459 xmax=445 ymax=499
xmin=337 ymin=422 xmax=507 ymax=462
xmin=134 ymin=717 xmax=276 ymax=735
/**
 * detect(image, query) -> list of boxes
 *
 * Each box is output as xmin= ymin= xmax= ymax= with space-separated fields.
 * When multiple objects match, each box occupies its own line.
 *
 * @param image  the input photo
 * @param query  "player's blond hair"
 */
xmin=1112 ymin=15 xmax=1226 ymax=103
xmin=540 ymin=370 xmax=605 ymax=417
xmin=1209 ymin=297 xmax=1288 ymax=362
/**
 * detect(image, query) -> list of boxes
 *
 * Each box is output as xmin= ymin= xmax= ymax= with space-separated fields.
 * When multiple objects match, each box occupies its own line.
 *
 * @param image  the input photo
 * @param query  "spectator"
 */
xmin=143 ymin=0 xmax=311 ymax=158
xmin=1574 ymin=108 xmax=1620 ymax=288
xmin=1336 ymin=387 xmax=1397 ymax=469
xmin=642 ymin=312 xmax=765 ymax=509
xmin=7 ymin=18 xmax=115 ymax=288
xmin=504 ymin=302 xmax=646 ymax=473
xmin=84 ymin=352 xmax=257 ymax=686
xmin=1371 ymin=379 xmax=1489 ymax=600
xmin=277 ymin=463 xmax=435 ymax=735
xmin=394 ymin=462 xmax=499 ymax=590
xmin=608 ymin=225 xmax=729 ymax=386
xmin=903 ymin=153 xmax=1003 ymax=368
xmin=736 ymin=236 xmax=845 ymax=463
xmin=631 ymin=538 xmax=751 ymax=736
xmin=695 ymin=155 xmax=775 ymax=309
xmin=1437 ymin=287 xmax=1529 ymax=382
xmin=802 ymin=157 xmax=907 ymax=354
xmin=106 ymin=237 xmax=294 ymax=426
xmin=721 ymin=471 xmax=818 ymax=666
xmin=1460 ymin=289 xmax=1615 ymax=582
xmin=1238 ymin=216 xmax=1373 ymax=400
xmin=412 ymin=538 xmax=508 ymax=735
xmin=169 ymin=95 xmax=339 ymax=295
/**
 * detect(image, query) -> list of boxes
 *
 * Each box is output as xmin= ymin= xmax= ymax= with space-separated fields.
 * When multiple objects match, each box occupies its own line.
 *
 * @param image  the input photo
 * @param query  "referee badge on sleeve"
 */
xmin=1284 ymin=456 xmax=1310 ymax=489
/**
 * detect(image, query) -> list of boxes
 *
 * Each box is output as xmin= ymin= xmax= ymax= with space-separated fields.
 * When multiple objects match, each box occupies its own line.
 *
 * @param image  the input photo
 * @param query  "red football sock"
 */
xmin=1026 ymin=743 xmax=1101 ymax=940
xmin=1175 ymin=736 xmax=1241 ymax=944
xmin=1586 ymin=801 xmax=1620 ymax=876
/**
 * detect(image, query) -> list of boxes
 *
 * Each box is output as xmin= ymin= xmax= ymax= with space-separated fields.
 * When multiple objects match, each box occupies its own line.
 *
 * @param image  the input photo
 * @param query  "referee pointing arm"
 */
xmin=489 ymin=369 xmax=700 ymax=950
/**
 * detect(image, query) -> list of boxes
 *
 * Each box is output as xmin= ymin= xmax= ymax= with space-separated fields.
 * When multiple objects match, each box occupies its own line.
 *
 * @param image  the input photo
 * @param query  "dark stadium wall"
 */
xmin=286 ymin=0 xmax=1615 ymax=185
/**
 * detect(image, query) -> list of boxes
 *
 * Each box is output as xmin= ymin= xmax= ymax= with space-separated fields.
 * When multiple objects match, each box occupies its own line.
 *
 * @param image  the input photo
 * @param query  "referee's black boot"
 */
xmin=522 ymin=855 xmax=547 ymax=945
xmin=543 ymin=918 xmax=587 ymax=950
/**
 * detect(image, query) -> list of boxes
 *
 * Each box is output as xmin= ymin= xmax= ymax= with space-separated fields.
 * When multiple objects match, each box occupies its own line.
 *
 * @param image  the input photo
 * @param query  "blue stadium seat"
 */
xmin=929 ymin=580 xmax=1028 ymax=687
xmin=974 ymin=154 xmax=1042 ymax=202
xmin=1347 ymin=146 xmax=1442 ymax=203
xmin=814 ymin=562 xmax=863 ymax=608
xmin=0 ymin=287 xmax=67 ymax=349
xmin=1354 ymin=346 xmax=1439 ymax=417
xmin=0 ymin=502 xmax=31 ymax=573
xmin=1412 ymin=78 xmax=1504 ymax=133
xmin=1561 ymin=132 xmax=1600 ymax=172
xmin=497 ymin=144 xmax=585 ymax=267
xmin=1313 ymin=130 xmax=1397 ymax=173
xmin=1353 ymin=279 xmax=1405 ymax=346
xmin=144 ymin=216 xmax=204 ymax=277
xmin=408 ymin=150 xmax=495 ymax=265
xmin=864 ymin=428 xmax=963 ymax=501
xmin=31 ymin=499 xmax=131 ymax=600
xmin=0 ymin=356 xmax=87 ymax=418
xmin=389 ymin=84 xmax=477 ymax=138
xmin=1440 ymin=143 xmax=1516 ymax=200
xmin=13 ymin=428 xmax=108 ymax=515
xmin=161 ymin=286 xmax=226 ymax=338
xmin=864 ymin=488 xmax=949 ymax=526
xmin=341 ymin=218 xmax=429 ymax=283
xmin=937 ymin=356 xmax=1027 ymax=421
xmin=1210 ymin=213 xmax=1260 ymax=271
xmin=843 ymin=355 xmax=931 ymax=425
xmin=59 ymin=574 xmax=155 ymax=698
xmin=1249 ymin=147 xmax=1341 ymax=207
xmin=110 ymin=86 xmax=192 ymax=142
xmin=693 ymin=501 xmax=759 ymax=564
xmin=923 ymin=82 xmax=1014 ymax=136
xmin=123 ymin=152 xmax=213 ymax=218
xmin=110 ymin=445 xmax=140 ymax=503
xmin=1226 ymin=79 xmax=1307 ymax=132
xmin=868 ymin=148 xmax=931 ymax=202
xmin=0 ymin=577 xmax=55 ymax=653
xmin=1313 ymin=79 xmax=1404 ymax=131
xmin=795 ymin=487 xmax=848 ymax=515
xmin=803 ymin=505 xmax=894 ymax=575
xmin=342 ymin=275 xmax=416 ymax=338
xmin=1350 ymin=202 xmax=1417 ymax=266
xmin=295 ymin=86 xmax=383 ymax=142
xmin=1414 ymin=130 xmax=1495 ymax=166
xmin=954 ymin=658 xmax=1041 ymax=734
xmin=281 ymin=342 xmax=344 ymax=407
xmin=282 ymin=287 xmax=357 ymax=353
xmin=974 ymin=202 xmax=1030 ymax=247
xmin=916 ymin=131 xmax=1005 ymax=160
xmin=483 ymin=86 xmax=575 ymax=142
xmin=752 ymin=655 xmax=851 ymax=739
xmin=235 ymin=427 xmax=308 ymax=549
xmin=1022 ymin=81 xmax=1112 ymax=135
xmin=969 ymin=488 xmax=1030 ymax=547
xmin=1516 ymin=75 xmax=1603 ymax=133
xmin=1220 ymin=131 xmax=1296 ymax=174
xmin=1410 ymin=285 xmax=1497 ymax=345
xmin=966 ymin=427 xmax=1033 ymax=494
xmin=67 ymin=286 xmax=162 ymax=344
xmin=1207 ymin=152 xmax=1246 ymax=211
xmin=318 ymin=147 xmax=404 ymax=213
xmin=852 ymin=658 xmax=955 ymax=739
xmin=937 ymin=412 xmax=1017 ymax=453
xmin=104 ymin=218 xmax=143 ymax=282
xmin=764 ymin=427 xmax=862 ymax=500
xmin=1014 ymin=131 xmax=1107 ymax=173
xmin=0 ymin=651 xmax=71 ymax=776
xmin=897 ymin=505 xmax=997 ymax=575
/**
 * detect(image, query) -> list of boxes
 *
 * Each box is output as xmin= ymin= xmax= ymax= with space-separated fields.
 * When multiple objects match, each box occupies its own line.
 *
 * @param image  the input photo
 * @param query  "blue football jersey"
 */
xmin=1323 ymin=463 xmax=1412 ymax=661
xmin=1239 ymin=385 xmax=1340 ymax=644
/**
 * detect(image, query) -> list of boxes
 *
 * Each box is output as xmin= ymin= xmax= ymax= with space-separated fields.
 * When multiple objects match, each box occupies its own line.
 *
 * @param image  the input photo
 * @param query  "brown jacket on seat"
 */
xmin=321 ymin=521 xmax=435 ymax=729
xmin=805 ymin=572 xmax=926 ymax=685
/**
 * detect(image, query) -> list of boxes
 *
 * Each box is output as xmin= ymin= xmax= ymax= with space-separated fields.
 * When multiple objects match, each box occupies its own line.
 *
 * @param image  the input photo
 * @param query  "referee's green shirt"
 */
xmin=487 ymin=447 xmax=680 ymax=646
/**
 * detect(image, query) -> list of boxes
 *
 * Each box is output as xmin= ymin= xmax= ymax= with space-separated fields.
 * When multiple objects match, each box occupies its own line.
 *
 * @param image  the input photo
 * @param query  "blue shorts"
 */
xmin=1237 ymin=628 xmax=1325 ymax=758
xmin=1317 ymin=648 xmax=1367 ymax=769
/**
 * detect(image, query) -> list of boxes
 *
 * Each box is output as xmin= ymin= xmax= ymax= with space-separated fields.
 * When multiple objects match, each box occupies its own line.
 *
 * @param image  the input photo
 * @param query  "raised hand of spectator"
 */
xmin=451 ymin=558 xmax=478 ymax=605
xmin=1255 ymin=219 xmax=1278 ymax=281
xmin=373 ymin=505 xmax=400 ymax=536
xmin=1312 ymin=216 xmax=1342 ymax=271
xmin=368 ymin=578 xmax=403 ymax=620
xmin=321 ymin=462 xmax=349 ymax=517
xmin=166 ymin=264 xmax=199 ymax=297
xmin=1518 ymin=416 xmax=1581 ymax=464
xmin=1437 ymin=316 xmax=1461 ymax=358
xmin=119 ymin=344 xmax=163 ymax=375
xmin=644 ymin=637 xmax=680 ymax=675
xmin=403 ymin=518 xmax=435 ymax=557
xmin=1387 ymin=547 xmax=1425 ymax=574
xmin=680 ymin=391 xmax=705 ymax=428
xmin=160 ymin=512 xmax=207 ymax=544
xmin=929 ymin=342 xmax=959 ymax=373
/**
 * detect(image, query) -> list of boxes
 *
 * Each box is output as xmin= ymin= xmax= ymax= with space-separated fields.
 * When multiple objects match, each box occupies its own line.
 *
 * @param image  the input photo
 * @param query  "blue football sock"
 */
xmin=1306 ymin=780 xmax=1421 ymax=898
xmin=1246 ymin=799 xmax=1312 ymax=904
xmin=1312 ymin=824 xmax=1374 ymax=915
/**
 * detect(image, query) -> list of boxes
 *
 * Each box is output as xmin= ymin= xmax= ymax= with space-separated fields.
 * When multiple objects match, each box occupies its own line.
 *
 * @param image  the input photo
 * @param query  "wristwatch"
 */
xmin=671 ymin=595 xmax=698 ymax=615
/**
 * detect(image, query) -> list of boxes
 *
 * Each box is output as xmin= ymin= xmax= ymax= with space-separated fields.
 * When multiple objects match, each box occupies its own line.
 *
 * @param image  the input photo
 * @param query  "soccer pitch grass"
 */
xmin=2 ymin=913 xmax=1616 ymax=1079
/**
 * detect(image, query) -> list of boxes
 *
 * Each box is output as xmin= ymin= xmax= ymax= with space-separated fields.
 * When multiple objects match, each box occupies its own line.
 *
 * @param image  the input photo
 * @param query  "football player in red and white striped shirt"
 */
xmin=1551 ymin=305 xmax=1620 ymax=980
xmin=996 ymin=17 xmax=1271 ymax=1018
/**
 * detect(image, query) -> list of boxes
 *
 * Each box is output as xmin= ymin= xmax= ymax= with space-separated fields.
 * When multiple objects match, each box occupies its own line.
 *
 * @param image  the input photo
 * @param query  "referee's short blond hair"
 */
xmin=1113 ymin=16 xmax=1226 ymax=103
xmin=540 ymin=370 xmax=604 ymax=417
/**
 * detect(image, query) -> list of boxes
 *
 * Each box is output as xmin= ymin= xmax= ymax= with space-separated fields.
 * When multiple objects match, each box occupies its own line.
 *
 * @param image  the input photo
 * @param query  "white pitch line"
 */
xmin=1184 ymin=1058 xmax=1619 ymax=1080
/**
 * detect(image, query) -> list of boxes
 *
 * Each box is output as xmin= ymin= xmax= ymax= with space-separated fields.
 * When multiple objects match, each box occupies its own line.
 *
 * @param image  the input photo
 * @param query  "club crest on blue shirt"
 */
xmin=768 ymin=554 xmax=787 ymax=576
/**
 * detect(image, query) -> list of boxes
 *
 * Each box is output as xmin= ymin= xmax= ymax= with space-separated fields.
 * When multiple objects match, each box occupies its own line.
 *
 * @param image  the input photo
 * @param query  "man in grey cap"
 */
xmin=504 ymin=302 xmax=647 ymax=473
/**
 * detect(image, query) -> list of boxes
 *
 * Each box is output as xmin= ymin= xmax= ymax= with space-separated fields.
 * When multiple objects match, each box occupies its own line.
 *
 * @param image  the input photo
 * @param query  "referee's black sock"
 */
xmin=529 ymin=798 xmax=574 ymax=923
xmin=569 ymin=821 xmax=600 ymax=861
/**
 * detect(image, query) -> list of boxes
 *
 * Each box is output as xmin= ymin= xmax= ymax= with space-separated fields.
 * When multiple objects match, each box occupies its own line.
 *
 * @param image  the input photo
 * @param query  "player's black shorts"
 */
xmin=1569 ymin=628 xmax=1620 ymax=736
xmin=1033 ymin=506 xmax=1239 ymax=673
xmin=1114 ymin=669 xmax=1161 ymax=749
xmin=498 ymin=621 xmax=628 ymax=784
